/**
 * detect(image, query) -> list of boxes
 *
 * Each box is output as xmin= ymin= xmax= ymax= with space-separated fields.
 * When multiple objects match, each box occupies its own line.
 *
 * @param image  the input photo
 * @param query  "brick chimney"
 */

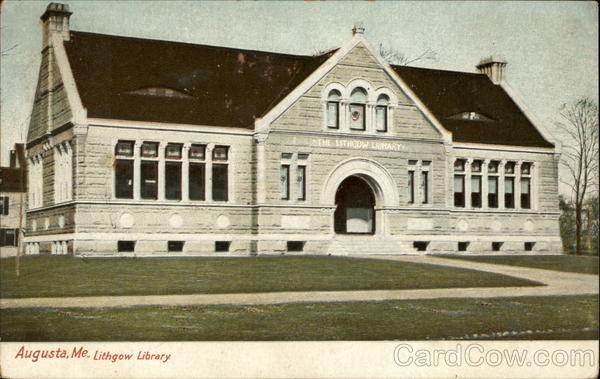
xmin=40 ymin=2 xmax=72 ymax=48
xmin=476 ymin=57 xmax=507 ymax=84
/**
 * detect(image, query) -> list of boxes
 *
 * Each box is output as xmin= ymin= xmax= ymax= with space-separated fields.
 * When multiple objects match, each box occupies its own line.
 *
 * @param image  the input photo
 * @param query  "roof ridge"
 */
xmin=69 ymin=30 xmax=325 ymax=61
xmin=391 ymin=64 xmax=486 ymax=77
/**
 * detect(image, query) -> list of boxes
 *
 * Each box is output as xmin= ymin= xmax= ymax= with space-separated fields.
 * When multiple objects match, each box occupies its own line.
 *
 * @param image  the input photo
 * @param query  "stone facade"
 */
xmin=23 ymin=4 xmax=562 ymax=257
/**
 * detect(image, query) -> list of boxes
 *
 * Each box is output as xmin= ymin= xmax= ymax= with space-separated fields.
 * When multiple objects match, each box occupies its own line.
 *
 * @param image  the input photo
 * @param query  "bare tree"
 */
xmin=378 ymin=43 xmax=438 ymax=66
xmin=556 ymin=98 xmax=599 ymax=255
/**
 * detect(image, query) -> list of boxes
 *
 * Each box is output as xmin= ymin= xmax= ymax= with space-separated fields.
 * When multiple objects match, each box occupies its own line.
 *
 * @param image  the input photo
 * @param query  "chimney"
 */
xmin=476 ymin=57 xmax=507 ymax=84
xmin=352 ymin=23 xmax=365 ymax=36
xmin=40 ymin=2 xmax=72 ymax=48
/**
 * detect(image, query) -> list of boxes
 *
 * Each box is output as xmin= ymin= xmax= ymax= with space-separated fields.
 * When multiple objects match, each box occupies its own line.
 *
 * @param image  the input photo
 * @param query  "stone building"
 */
xmin=1 ymin=144 xmax=27 ymax=257
xmin=24 ymin=3 xmax=561 ymax=256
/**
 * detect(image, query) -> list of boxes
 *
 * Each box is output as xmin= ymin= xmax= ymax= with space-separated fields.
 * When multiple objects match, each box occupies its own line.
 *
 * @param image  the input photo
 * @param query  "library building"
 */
xmin=24 ymin=3 xmax=561 ymax=256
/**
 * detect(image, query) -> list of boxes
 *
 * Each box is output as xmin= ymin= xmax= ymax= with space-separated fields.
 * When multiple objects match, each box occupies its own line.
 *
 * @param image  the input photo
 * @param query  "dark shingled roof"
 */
xmin=392 ymin=65 xmax=554 ymax=148
xmin=64 ymin=31 xmax=334 ymax=129
xmin=63 ymin=31 xmax=552 ymax=148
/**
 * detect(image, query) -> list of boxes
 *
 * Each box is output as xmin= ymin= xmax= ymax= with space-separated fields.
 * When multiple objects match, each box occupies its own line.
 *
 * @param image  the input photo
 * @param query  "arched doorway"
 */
xmin=334 ymin=176 xmax=376 ymax=234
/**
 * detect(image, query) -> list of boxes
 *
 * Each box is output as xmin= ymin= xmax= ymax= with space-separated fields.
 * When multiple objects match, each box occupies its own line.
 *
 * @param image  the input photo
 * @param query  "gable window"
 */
xmin=327 ymin=90 xmax=341 ymax=129
xmin=375 ymin=94 xmax=389 ymax=132
xmin=407 ymin=170 xmax=415 ymax=204
xmin=420 ymin=171 xmax=429 ymax=204
xmin=212 ymin=146 xmax=229 ymax=201
xmin=521 ymin=162 xmax=532 ymax=209
xmin=349 ymin=88 xmax=367 ymax=130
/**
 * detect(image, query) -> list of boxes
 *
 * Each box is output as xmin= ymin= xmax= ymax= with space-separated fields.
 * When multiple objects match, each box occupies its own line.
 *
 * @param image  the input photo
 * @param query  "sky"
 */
xmin=1 ymin=0 xmax=598 ymax=195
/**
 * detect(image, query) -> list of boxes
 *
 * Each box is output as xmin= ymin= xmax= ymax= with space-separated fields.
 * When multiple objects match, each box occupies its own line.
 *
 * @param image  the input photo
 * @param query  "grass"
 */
xmin=0 ymin=256 xmax=540 ymax=298
xmin=437 ymin=255 xmax=599 ymax=275
xmin=1 ymin=296 xmax=596 ymax=341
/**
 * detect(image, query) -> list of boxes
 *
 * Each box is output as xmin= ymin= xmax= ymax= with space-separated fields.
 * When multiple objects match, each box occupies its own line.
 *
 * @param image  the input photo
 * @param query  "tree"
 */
xmin=378 ymin=43 xmax=438 ymax=66
xmin=556 ymin=98 xmax=599 ymax=255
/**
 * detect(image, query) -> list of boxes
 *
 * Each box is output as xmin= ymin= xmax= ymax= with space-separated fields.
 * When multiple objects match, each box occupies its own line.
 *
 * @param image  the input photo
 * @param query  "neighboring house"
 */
xmin=0 ymin=144 xmax=27 ymax=258
xmin=24 ymin=3 xmax=561 ymax=256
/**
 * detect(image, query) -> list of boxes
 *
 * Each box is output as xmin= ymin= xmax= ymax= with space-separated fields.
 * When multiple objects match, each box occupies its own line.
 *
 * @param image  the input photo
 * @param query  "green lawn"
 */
xmin=437 ymin=255 xmax=599 ymax=275
xmin=0 ymin=256 xmax=540 ymax=298
xmin=1 ymin=296 xmax=596 ymax=341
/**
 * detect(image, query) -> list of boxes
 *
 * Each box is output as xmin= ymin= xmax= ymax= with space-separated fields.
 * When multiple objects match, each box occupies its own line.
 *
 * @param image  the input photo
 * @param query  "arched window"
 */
xmin=375 ymin=94 xmax=390 ymax=132
xmin=326 ymin=90 xmax=341 ymax=129
xmin=349 ymin=87 xmax=367 ymax=130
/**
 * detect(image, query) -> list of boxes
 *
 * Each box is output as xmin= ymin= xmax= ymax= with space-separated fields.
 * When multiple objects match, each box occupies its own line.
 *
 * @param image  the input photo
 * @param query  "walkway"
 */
xmin=1 ymin=256 xmax=597 ymax=309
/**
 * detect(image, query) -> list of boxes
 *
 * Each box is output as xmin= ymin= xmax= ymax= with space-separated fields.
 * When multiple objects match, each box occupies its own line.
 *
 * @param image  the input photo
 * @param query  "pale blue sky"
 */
xmin=1 ymin=1 xmax=598 ymax=195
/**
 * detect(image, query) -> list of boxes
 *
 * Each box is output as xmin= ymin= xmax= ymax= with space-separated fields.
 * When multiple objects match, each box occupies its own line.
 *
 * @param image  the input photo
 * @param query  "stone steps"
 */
xmin=327 ymin=236 xmax=407 ymax=256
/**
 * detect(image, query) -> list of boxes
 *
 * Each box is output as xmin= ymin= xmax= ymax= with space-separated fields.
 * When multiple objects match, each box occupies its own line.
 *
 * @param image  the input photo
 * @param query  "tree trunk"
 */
xmin=575 ymin=206 xmax=582 ymax=255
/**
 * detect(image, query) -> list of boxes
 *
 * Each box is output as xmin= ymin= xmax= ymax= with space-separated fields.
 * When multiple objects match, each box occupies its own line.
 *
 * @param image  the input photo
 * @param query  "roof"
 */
xmin=63 ymin=31 xmax=552 ymax=148
xmin=392 ymin=65 xmax=554 ymax=148
xmin=64 ymin=31 xmax=334 ymax=129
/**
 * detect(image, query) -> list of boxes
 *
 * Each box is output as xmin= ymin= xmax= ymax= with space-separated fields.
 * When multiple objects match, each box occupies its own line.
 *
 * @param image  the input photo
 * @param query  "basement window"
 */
xmin=287 ymin=241 xmax=305 ymax=252
xmin=492 ymin=242 xmax=503 ymax=252
xmin=458 ymin=241 xmax=470 ymax=252
xmin=118 ymin=240 xmax=136 ymax=252
xmin=524 ymin=242 xmax=535 ymax=251
xmin=413 ymin=241 xmax=429 ymax=252
xmin=168 ymin=241 xmax=184 ymax=252
xmin=215 ymin=241 xmax=231 ymax=252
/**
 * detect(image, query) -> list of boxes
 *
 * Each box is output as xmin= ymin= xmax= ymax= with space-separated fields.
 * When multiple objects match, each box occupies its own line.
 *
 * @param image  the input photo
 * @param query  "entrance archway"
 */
xmin=334 ymin=176 xmax=376 ymax=234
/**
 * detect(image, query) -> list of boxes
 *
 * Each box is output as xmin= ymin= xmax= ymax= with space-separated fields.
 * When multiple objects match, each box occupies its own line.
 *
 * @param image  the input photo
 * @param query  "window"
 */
xmin=492 ymin=242 xmax=503 ymax=251
xmin=375 ymin=94 xmax=389 ymax=132
xmin=213 ymin=146 xmax=228 ymax=161
xmin=349 ymin=88 xmax=367 ymax=130
xmin=0 ymin=197 xmax=8 ymax=216
xmin=296 ymin=166 xmax=306 ymax=201
xmin=521 ymin=162 xmax=531 ymax=175
xmin=488 ymin=176 xmax=498 ymax=208
xmin=471 ymin=160 xmax=482 ymax=173
xmin=140 ymin=161 xmax=158 ymax=199
xmin=524 ymin=242 xmax=535 ymax=251
xmin=189 ymin=163 xmax=205 ymax=201
xmin=454 ymin=175 xmax=465 ymax=207
xmin=287 ymin=241 xmax=305 ymax=252
xmin=327 ymin=90 xmax=341 ymax=129
xmin=140 ymin=142 xmax=158 ymax=158
xmin=9 ymin=150 xmax=17 ymax=168
xmin=0 ymin=229 xmax=18 ymax=247
xmin=168 ymin=241 xmax=184 ymax=252
xmin=413 ymin=241 xmax=429 ymax=251
xmin=471 ymin=175 xmax=482 ymax=208
xmin=215 ymin=241 xmax=231 ymax=252
xmin=420 ymin=171 xmax=428 ymax=204
xmin=115 ymin=159 xmax=134 ymax=199
xmin=521 ymin=178 xmax=531 ymax=209
xmin=118 ymin=240 xmax=136 ymax=252
xmin=212 ymin=164 xmax=228 ymax=201
xmin=505 ymin=161 xmax=515 ymax=174
xmin=281 ymin=152 xmax=293 ymax=160
xmin=488 ymin=160 xmax=499 ymax=173
xmin=165 ymin=162 xmax=182 ymax=200
xmin=505 ymin=177 xmax=515 ymax=208
xmin=298 ymin=153 xmax=309 ymax=160
xmin=458 ymin=241 xmax=470 ymax=252
xmin=407 ymin=170 xmax=415 ymax=204
xmin=280 ymin=165 xmax=290 ymax=200
xmin=165 ymin=143 xmax=182 ymax=159
xmin=454 ymin=159 xmax=466 ymax=172
xmin=189 ymin=144 xmax=206 ymax=160
xmin=115 ymin=141 xmax=134 ymax=156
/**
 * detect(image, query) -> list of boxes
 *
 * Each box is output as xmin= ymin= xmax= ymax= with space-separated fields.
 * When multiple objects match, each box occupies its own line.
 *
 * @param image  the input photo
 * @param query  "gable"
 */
xmin=271 ymin=42 xmax=443 ymax=141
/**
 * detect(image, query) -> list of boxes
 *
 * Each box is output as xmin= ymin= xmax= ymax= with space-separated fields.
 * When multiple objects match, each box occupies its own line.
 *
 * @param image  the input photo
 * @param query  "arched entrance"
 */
xmin=334 ymin=176 xmax=376 ymax=234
